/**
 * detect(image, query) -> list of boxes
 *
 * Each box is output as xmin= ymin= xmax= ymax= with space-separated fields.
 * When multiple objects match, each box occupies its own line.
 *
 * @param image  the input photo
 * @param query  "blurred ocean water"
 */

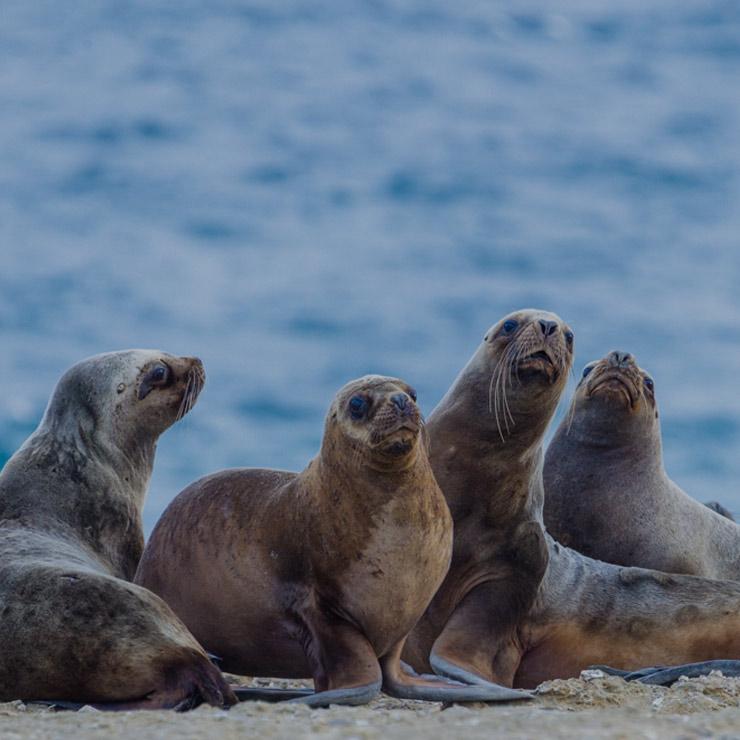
xmin=1 ymin=1 xmax=739 ymax=529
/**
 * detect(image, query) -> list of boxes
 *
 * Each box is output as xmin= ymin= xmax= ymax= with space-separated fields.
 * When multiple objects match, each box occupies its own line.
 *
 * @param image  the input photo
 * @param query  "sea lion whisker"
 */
xmin=177 ymin=372 xmax=195 ymax=421
xmin=491 ymin=342 xmax=518 ymax=442
xmin=497 ymin=357 xmax=513 ymax=434
xmin=491 ymin=355 xmax=509 ymax=439
xmin=501 ymin=342 xmax=519 ymax=427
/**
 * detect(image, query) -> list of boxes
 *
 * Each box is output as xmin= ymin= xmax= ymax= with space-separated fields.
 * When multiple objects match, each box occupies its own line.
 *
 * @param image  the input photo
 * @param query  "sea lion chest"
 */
xmin=314 ymin=487 xmax=453 ymax=655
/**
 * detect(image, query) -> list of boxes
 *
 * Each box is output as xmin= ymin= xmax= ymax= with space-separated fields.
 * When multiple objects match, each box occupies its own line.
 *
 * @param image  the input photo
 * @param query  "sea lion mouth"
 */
xmin=379 ymin=438 xmax=415 ymax=457
xmin=516 ymin=350 xmax=558 ymax=381
xmin=588 ymin=372 xmax=638 ymax=408
xmin=373 ymin=422 xmax=420 ymax=456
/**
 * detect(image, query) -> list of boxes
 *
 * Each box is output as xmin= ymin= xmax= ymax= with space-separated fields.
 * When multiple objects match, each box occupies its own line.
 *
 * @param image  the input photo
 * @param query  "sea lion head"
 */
xmin=469 ymin=309 xmax=574 ymax=443
xmin=40 ymin=350 xmax=206 ymax=453
xmin=569 ymin=350 xmax=658 ymax=439
xmin=325 ymin=375 xmax=425 ymax=472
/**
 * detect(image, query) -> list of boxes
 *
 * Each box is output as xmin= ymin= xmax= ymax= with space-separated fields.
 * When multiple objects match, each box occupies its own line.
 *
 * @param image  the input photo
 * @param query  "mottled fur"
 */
xmin=0 ymin=351 xmax=233 ymax=708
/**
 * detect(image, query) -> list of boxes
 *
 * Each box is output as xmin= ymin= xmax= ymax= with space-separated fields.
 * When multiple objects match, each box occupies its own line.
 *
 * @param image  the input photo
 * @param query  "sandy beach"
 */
xmin=3 ymin=672 xmax=740 ymax=739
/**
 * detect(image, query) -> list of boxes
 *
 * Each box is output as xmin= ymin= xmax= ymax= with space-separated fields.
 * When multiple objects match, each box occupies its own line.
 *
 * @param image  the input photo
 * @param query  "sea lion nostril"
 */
xmin=538 ymin=319 xmax=558 ymax=337
xmin=391 ymin=393 xmax=408 ymax=411
xmin=608 ymin=351 xmax=633 ymax=368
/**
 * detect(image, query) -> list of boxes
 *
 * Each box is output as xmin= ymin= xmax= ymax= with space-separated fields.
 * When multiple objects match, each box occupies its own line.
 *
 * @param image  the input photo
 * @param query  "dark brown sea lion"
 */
xmin=543 ymin=350 xmax=740 ymax=579
xmin=402 ymin=310 xmax=740 ymax=687
xmin=0 ymin=351 xmax=235 ymax=710
xmin=136 ymin=375 xmax=529 ymax=706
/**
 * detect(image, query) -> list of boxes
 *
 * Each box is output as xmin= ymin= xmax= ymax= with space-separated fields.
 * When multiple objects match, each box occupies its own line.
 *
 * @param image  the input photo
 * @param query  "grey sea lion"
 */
xmin=0 ymin=351 xmax=235 ymax=709
xmin=402 ymin=311 xmax=740 ymax=687
xmin=544 ymin=350 xmax=740 ymax=579
xmin=705 ymin=501 xmax=735 ymax=521
xmin=136 ymin=375 xmax=529 ymax=707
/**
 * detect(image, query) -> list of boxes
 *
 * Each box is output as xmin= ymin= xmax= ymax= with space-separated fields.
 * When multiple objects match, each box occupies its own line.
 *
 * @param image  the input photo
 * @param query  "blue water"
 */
xmin=1 ymin=1 xmax=740 ymax=530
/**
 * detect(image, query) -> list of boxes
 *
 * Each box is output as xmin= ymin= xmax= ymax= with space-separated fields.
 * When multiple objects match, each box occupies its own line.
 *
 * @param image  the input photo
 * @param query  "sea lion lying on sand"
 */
xmin=0 ymin=351 xmax=235 ymax=710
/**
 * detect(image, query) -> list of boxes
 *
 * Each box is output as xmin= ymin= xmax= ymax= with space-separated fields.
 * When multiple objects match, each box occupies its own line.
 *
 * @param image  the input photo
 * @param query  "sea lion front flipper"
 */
xmin=382 ymin=643 xmax=531 ymax=702
xmin=427 ymin=534 xmax=546 ymax=690
xmin=283 ymin=615 xmax=383 ymax=708
xmin=428 ymin=595 xmax=526 ymax=690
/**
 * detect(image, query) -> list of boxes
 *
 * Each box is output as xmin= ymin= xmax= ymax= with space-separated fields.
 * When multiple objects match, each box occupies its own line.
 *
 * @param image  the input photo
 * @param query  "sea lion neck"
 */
xmin=35 ymin=401 xmax=157 ymax=508
xmin=0 ymin=405 xmax=156 ymax=579
xmin=308 ymin=431 xmax=429 ymax=503
xmin=427 ymin=401 xmax=548 ymax=527
xmin=561 ymin=397 xmax=664 ymax=472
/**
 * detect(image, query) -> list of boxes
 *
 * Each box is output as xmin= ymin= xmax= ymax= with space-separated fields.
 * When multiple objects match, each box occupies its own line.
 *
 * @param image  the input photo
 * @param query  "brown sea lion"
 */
xmin=0 ymin=351 xmax=235 ymax=710
xmin=543 ymin=350 xmax=740 ymax=579
xmin=402 ymin=310 xmax=740 ymax=687
xmin=136 ymin=375 xmax=529 ymax=706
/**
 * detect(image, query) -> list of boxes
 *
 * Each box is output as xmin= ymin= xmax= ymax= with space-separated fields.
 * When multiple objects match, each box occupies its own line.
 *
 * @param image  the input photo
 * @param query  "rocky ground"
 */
xmin=4 ymin=671 xmax=740 ymax=739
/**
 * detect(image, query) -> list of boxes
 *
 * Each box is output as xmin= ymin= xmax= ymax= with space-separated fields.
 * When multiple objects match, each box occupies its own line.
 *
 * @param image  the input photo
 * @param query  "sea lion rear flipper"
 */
xmin=232 ymin=687 xmax=315 ymax=702
xmin=588 ymin=665 xmax=665 ymax=680
xmin=382 ymin=643 xmax=531 ymax=702
xmin=630 ymin=660 xmax=740 ymax=686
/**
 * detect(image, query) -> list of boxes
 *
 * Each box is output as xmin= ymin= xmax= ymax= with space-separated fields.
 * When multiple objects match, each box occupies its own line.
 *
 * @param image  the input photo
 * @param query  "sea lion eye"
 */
xmin=644 ymin=377 xmax=654 ymax=392
xmin=502 ymin=319 xmax=518 ymax=334
xmin=582 ymin=365 xmax=594 ymax=378
xmin=150 ymin=364 xmax=169 ymax=384
xmin=564 ymin=331 xmax=574 ymax=346
xmin=348 ymin=396 xmax=368 ymax=419
xmin=138 ymin=363 xmax=172 ymax=400
xmin=408 ymin=388 xmax=417 ymax=402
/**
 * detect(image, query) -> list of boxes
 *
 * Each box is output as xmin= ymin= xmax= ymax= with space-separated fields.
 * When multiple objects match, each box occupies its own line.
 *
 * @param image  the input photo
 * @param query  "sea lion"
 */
xmin=705 ymin=501 xmax=735 ymax=521
xmin=402 ymin=310 xmax=740 ymax=687
xmin=0 ymin=351 xmax=235 ymax=710
xmin=136 ymin=375 xmax=528 ymax=707
xmin=543 ymin=350 xmax=740 ymax=579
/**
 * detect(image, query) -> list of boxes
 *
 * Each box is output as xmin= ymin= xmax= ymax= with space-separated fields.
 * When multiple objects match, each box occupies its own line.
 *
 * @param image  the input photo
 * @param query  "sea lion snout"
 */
xmin=486 ymin=310 xmax=573 ymax=387
xmin=584 ymin=353 xmax=643 ymax=409
xmin=607 ymin=350 xmax=634 ymax=369
xmin=372 ymin=392 xmax=422 ymax=439
xmin=537 ymin=319 xmax=558 ymax=337
xmin=170 ymin=356 xmax=205 ymax=384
